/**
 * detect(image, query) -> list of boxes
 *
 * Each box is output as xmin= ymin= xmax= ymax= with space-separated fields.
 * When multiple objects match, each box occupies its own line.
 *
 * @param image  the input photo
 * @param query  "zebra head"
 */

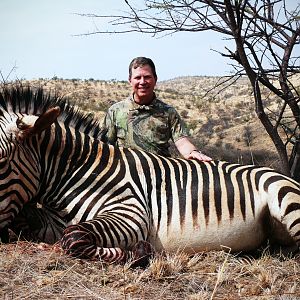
xmin=0 ymin=101 xmax=60 ymax=230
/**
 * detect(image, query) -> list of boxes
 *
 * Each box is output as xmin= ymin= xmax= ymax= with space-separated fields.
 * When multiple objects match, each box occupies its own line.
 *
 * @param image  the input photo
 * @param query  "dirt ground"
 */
xmin=0 ymin=241 xmax=299 ymax=300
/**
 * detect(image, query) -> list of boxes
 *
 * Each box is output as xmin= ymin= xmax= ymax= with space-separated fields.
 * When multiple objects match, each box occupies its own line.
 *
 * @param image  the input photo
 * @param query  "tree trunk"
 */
xmin=289 ymin=140 xmax=300 ymax=181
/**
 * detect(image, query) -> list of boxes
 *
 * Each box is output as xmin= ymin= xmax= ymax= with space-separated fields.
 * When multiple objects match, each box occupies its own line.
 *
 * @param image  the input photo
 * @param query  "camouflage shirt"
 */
xmin=102 ymin=95 xmax=189 ymax=156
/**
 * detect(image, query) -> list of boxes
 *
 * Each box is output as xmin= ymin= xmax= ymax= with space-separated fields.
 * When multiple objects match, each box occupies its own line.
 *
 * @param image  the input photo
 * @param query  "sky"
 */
xmin=1 ymin=0 xmax=236 ymax=82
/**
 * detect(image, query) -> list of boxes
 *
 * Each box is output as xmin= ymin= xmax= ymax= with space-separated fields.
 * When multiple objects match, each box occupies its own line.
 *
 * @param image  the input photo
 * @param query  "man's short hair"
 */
xmin=128 ymin=57 xmax=157 ymax=80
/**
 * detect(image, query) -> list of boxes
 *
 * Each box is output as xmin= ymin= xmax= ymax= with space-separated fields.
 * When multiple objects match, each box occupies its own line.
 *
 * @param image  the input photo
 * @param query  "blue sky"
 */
xmin=1 ymin=0 xmax=237 ymax=81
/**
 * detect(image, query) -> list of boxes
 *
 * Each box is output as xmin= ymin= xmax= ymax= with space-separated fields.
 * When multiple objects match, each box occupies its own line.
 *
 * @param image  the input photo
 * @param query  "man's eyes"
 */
xmin=134 ymin=76 xmax=152 ymax=80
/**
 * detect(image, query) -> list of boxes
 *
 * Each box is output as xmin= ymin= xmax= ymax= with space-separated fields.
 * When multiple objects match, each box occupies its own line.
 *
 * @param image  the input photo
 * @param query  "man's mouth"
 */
xmin=138 ymin=87 xmax=148 ymax=92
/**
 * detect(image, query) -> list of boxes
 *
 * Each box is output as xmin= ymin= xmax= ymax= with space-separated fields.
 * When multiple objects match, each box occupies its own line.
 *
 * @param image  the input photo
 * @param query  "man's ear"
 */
xmin=17 ymin=106 xmax=61 ymax=140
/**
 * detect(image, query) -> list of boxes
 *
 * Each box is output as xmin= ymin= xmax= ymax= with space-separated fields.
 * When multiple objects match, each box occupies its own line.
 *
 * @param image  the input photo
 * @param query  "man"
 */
xmin=102 ymin=57 xmax=212 ymax=161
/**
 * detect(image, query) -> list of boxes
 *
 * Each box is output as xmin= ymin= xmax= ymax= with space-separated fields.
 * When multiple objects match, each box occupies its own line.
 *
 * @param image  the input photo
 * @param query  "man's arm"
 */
xmin=175 ymin=137 xmax=212 ymax=162
xmin=102 ymin=108 xmax=117 ymax=145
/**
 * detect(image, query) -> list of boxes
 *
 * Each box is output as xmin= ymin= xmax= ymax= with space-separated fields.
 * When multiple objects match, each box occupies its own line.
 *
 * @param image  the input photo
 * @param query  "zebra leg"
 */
xmin=0 ymin=227 xmax=9 ymax=243
xmin=266 ymin=184 xmax=300 ymax=252
xmin=130 ymin=240 xmax=154 ymax=268
xmin=61 ymin=225 xmax=104 ymax=259
xmin=9 ymin=202 xmax=65 ymax=244
xmin=266 ymin=215 xmax=299 ymax=255
xmin=61 ymin=223 xmax=154 ymax=267
xmin=8 ymin=204 xmax=40 ymax=241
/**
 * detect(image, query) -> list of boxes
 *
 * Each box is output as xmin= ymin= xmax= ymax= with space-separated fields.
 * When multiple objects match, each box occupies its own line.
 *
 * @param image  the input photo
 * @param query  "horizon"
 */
xmin=8 ymin=74 xmax=232 ymax=84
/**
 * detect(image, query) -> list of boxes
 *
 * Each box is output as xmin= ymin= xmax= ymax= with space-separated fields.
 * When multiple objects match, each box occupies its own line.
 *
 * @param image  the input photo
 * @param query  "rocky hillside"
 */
xmin=18 ymin=75 xmax=300 ymax=170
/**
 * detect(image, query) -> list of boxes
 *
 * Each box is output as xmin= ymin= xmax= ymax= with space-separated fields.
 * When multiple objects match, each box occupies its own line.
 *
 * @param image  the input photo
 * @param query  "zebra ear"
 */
xmin=17 ymin=106 xmax=61 ymax=140
xmin=33 ymin=106 xmax=61 ymax=133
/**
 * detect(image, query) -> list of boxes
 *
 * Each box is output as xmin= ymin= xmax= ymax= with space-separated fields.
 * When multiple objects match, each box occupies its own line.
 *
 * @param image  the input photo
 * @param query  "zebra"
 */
xmin=0 ymin=85 xmax=299 ymax=266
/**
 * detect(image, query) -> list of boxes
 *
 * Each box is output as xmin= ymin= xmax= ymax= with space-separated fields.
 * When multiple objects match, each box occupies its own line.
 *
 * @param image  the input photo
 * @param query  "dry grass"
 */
xmin=1 ymin=241 xmax=299 ymax=299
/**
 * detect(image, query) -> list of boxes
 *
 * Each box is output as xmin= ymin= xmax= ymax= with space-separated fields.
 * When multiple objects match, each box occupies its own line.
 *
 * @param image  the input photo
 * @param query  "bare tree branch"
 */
xmin=82 ymin=0 xmax=300 ymax=178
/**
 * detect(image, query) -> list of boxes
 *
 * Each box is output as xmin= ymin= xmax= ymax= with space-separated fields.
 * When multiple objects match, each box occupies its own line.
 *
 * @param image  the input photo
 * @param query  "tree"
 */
xmin=82 ymin=0 xmax=300 ymax=179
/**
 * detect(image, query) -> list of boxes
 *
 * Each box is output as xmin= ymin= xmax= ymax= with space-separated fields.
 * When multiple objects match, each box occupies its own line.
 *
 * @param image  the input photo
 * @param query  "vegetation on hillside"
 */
xmin=20 ymin=76 xmax=293 ymax=169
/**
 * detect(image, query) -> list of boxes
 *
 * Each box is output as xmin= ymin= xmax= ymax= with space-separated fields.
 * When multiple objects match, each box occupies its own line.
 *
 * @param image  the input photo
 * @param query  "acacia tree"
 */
xmin=83 ymin=0 xmax=300 ymax=178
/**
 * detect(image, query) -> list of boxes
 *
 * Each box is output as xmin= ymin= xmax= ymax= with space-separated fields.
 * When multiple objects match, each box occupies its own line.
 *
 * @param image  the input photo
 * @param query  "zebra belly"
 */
xmin=151 ymin=218 xmax=267 ymax=253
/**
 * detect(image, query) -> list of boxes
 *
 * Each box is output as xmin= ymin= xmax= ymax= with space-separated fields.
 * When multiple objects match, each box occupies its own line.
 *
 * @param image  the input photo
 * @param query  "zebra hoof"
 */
xmin=130 ymin=240 xmax=154 ymax=268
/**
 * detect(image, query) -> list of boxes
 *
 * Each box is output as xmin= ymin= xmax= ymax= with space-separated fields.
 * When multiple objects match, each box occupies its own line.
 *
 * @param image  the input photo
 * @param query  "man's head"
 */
xmin=128 ymin=57 xmax=157 ymax=105
xmin=128 ymin=57 xmax=157 ymax=81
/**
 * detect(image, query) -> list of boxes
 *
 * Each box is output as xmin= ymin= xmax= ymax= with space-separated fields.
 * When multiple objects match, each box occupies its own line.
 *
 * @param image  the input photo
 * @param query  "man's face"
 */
xmin=129 ymin=65 xmax=157 ymax=105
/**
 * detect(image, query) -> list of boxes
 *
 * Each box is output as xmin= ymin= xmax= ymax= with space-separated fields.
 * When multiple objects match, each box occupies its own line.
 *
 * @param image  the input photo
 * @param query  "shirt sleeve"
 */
xmin=169 ymin=108 xmax=190 ymax=142
xmin=102 ymin=107 xmax=117 ymax=145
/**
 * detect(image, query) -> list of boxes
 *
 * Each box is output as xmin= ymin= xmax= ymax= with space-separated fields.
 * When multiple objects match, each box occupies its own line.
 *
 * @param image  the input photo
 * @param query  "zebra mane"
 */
xmin=0 ymin=84 xmax=106 ymax=140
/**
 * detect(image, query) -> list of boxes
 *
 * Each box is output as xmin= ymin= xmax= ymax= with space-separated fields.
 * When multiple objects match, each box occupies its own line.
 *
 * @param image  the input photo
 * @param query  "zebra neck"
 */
xmin=35 ymin=126 xmax=108 ymax=203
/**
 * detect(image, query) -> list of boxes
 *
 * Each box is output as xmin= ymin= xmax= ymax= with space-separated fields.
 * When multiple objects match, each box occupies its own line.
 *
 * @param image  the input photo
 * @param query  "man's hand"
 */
xmin=187 ymin=150 xmax=212 ymax=162
xmin=175 ymin=137 xmax=213 ymax=162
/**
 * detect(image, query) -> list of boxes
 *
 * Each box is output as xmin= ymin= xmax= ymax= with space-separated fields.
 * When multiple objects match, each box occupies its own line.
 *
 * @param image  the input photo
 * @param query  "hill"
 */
xmin=20 ymin=75 xmax=286 ymax=169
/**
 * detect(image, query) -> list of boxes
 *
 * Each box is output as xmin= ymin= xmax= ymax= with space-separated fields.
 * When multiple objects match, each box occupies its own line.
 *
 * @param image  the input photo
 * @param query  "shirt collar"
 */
xmin=129 ymin=93 xmax=158 ymax=111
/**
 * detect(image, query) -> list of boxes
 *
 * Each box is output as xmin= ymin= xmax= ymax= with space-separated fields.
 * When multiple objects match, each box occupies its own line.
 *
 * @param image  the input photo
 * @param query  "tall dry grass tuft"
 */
xmin=148 ymin=251 xmax=190 ymax=279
